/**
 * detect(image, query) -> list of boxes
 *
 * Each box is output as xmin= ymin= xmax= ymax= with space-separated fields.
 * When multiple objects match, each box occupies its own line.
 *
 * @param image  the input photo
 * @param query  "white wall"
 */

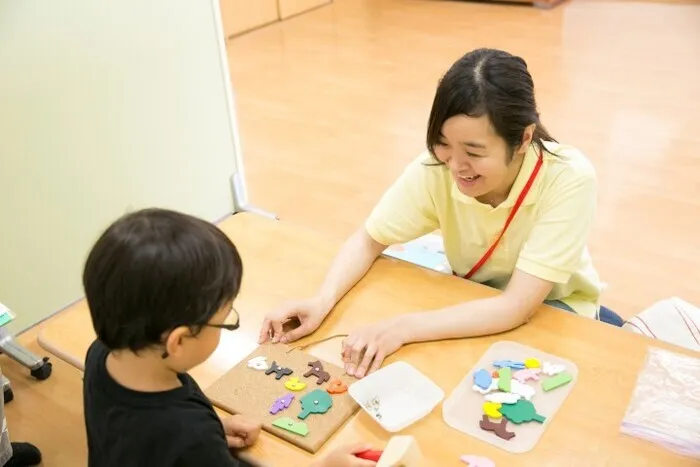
xmin=0 ymin=1 xmax=244 ymax=332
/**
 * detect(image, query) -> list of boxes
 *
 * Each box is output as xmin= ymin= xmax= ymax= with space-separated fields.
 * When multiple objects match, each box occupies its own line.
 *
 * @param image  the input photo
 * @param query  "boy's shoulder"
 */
xmin=83 ymin=339 xmax=238 ymax=465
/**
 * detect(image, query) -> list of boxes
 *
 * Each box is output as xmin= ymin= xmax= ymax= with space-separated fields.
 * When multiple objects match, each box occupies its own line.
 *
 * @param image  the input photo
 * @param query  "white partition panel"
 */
xmin=0 ymin=1 xmax=248 ymax=331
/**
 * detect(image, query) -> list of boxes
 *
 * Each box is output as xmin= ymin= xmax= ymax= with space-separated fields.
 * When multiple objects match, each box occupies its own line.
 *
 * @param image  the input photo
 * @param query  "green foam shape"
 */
xmin=499 ymin=399 xmax=546 ymax=424
xmin=497 ymin=367 xmax=512 ymax=392
xmin=542 ymin=371 xmax=573 ymax=392
xmin=272 ymin=417 xmax=309 ymax=436
xmin=298 ymin=389 xmax=333 ymax=420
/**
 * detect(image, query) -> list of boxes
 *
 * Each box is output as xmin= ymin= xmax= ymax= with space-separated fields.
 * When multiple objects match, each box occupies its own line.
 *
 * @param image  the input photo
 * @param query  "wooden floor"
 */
xmin=6 ymin=0 xmax=700 ymax=465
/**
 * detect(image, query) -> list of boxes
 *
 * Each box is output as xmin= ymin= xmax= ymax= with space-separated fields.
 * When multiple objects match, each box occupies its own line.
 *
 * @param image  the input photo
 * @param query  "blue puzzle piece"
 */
xmin=493 ymin=360 xmax=526 ymax=370
xmin=473 ymin=369 xmax=492 ymax=390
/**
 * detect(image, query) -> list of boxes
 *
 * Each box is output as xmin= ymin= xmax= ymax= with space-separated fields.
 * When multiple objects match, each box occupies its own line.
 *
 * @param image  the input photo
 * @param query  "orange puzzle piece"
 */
xmin=327 ymin=379 xmax=348 ymax=394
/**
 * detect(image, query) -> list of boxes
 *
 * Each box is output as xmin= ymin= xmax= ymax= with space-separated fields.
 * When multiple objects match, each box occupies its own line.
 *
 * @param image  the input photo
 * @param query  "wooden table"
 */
xmin=38 ymin=213 xmax=698 ymax=466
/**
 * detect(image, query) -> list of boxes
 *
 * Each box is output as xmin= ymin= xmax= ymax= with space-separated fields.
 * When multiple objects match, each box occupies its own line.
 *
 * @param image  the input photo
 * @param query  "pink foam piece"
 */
xmin=460 ymin=455 xmax=496 ymax=467
xmin=513 ymin=368 xmax=541 ymax=383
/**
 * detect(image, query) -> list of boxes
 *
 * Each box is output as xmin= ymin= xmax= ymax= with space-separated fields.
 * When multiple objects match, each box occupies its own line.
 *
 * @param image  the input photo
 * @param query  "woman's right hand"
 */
xmin=258 ymin=296 xmax=328 ymax=344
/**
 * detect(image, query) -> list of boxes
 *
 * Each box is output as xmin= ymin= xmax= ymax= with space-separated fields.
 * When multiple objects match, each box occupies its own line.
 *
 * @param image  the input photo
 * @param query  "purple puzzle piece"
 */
xmin=269 ymin=393 xmax=295 ymax=415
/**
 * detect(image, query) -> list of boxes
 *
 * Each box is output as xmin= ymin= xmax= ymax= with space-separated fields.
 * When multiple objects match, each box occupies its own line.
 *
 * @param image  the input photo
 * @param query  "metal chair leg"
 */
xmin=0 ymin=328 xmax=52 ymax=380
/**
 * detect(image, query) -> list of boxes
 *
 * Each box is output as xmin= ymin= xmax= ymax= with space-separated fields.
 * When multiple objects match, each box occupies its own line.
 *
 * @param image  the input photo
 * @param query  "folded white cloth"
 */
xmin=623 ymin=297 xmax=700 ymax=352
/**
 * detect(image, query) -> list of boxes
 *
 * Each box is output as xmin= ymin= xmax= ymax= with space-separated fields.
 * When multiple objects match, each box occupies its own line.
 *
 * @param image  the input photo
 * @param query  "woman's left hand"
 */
xmin=342 ymin=317 xmax=411 ymax=378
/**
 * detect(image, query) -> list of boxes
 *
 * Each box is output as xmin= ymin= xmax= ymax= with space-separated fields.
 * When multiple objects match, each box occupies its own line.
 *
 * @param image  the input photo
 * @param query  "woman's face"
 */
xmin=432 ymin=114 xmax=518 ymax=200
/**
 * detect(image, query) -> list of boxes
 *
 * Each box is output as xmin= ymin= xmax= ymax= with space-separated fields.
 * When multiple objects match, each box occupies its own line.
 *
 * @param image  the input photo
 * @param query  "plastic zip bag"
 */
xmin=620 ymin=347 xmax=700 ymax=459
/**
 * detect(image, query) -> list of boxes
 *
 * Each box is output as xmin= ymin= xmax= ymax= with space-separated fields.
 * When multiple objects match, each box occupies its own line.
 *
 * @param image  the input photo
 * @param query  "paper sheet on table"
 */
xmin=382 ymin=233 xmax=451 ymax=273
xmin=0 ymin=303 xmax=15 ymax=327
xmin=621 ymin=347 xmax=700 ymax=459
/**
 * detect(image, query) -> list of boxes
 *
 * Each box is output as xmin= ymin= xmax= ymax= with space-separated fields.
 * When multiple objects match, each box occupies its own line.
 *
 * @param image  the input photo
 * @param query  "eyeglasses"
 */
xmin=204 ymin=306 xmax=240 ymax=331
xmin=161 ymin=307 xmax=240 ymax=359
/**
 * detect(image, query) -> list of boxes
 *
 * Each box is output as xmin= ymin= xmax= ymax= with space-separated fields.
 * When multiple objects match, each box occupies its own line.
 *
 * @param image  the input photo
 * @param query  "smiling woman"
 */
xmin=259 ymin=48 xmax=623 ymax=379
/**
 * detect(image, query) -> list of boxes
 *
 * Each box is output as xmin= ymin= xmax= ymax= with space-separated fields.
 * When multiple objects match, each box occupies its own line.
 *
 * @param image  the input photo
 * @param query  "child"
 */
xmin=81 ymin=208 xmax=376 ymax=467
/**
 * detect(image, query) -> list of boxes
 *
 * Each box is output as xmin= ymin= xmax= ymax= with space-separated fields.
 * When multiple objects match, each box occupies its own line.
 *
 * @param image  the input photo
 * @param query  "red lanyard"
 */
xmin=462 ymin=149 xmax=543 ymax=280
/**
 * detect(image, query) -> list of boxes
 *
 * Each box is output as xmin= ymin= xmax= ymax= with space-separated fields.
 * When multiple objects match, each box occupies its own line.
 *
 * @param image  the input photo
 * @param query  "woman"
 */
xmin=259 ymin=48 xmax=622 ymax=379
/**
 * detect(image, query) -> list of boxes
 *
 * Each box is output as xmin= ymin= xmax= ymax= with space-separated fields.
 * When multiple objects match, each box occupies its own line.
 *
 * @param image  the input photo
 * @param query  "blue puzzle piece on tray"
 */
xmin=493 ymin=360 xmax=526 ymax=370
xmin=473 ymin=369 xmax=492 ymax=390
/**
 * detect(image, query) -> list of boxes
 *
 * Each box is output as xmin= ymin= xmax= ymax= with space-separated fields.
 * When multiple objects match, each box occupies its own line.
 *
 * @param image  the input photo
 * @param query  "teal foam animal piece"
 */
xmin=298 ymin=389 xmax=333 ymax=420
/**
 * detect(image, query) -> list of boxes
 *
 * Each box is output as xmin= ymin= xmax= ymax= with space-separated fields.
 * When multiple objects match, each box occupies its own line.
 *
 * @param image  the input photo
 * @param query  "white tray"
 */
xmin=349 ymin=361 xmax=444 ymax=432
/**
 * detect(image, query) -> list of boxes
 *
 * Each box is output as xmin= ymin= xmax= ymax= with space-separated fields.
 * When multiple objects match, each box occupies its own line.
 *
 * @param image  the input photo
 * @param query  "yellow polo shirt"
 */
xmin=365 ymin=141 xmax=602 ymax=318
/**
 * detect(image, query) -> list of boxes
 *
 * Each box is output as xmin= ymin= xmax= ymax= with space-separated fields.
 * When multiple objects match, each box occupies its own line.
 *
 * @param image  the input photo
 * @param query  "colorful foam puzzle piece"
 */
xmin=327 ymin=379 xmax=348 ymax=394
xmin=269 ymin=393 xmax=295 ymax=414
xmin=485 ymin=392 xmax=520 ymax=404
xmin=493 ymin=359 xmax=526 ymax=370
xmin=525 ymin=358 xmax=541 ymax=369
xmin=542 ymin=361 xmax=566 ymax=376
xmin=265 ymin=361 xmax=293 ymax=380
xmin=304 ymin=360 xmax=331 ymax=385
xmin=473 ymin=378 xmax=499 ymax=395
xmin=272 ymin=416 xmax=309 ymax=437
xmin=542 ymin=371 xmax=573 ymax=392
xmin=473 ymin=369 xmax=492 ymax=390
xmin=497 ymin=367 xmax=512 ymax=392
xmin=460 ymin=454 xmax=496 ymax=467
xmin=513 ymin=368 xmax=541 ymax=383
xmin=482 ymin=402 xmax=502 ymax=419
xmin=510 ymin=380 xmax=535 ymax=401
xmin=247 ymin=356 xmax=269 ymax=371
xmin=298 ymin=389 xmax=333 ymax=419
xmin=284 ymin=377 xmax=307 ymax=392
xmin=479 ymin=415 xmax=515 ymax=441
xmin=499 ymin=400 xmax=546 ymax=424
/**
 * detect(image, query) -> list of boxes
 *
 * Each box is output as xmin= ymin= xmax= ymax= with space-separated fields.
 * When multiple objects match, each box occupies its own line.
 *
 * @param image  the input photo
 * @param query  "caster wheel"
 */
xmin=30 ymin=357 xmax=52 ymax=380
xmin=3 ymin=387 xmax=14 ymax=404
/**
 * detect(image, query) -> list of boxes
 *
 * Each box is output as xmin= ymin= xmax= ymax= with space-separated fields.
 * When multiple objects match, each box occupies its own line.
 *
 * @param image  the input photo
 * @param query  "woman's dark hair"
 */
xmin=426 ymin=48 xmax=556 ymax=161
xmin=83 ymin=208 xmax=243 ymax=352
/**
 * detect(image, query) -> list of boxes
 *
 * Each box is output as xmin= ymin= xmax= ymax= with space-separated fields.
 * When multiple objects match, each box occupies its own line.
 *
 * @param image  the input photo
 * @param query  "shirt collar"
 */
xmin=450 ymin=144 xmax=543 ymax=209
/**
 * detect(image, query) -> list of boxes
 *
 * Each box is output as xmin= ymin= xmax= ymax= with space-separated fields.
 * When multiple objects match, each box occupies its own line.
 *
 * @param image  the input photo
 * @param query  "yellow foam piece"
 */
xmin=483 ymin=401 xmax=503 ymax=419
xmin=525 ymin=358 xmax=541 ymax=369
xmin=284 ymin=377 xmax=307 ymax=391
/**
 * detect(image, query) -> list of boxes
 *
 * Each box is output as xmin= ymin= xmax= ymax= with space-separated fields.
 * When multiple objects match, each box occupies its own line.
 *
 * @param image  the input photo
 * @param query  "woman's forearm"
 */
xmin=316 ymin=226 xmax=387 ymax=316
xmin=404 ymin=295 xmax=528 ymax=343
xmin=402 ymin=269 xmax=554 ymax=343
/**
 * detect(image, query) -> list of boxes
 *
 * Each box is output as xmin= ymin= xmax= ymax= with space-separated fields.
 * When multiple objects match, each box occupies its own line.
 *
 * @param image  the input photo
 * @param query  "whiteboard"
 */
xmin=0 ymin=1 xmax=248 ymax=331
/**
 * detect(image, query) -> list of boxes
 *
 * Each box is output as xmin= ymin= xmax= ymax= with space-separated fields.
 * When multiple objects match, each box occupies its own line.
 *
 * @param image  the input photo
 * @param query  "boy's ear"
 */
xmin=164 ymin=326 xmax=191 ymax=358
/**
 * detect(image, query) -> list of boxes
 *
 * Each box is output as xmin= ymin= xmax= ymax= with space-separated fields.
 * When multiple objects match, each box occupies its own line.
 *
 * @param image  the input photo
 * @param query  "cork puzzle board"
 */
xmin=205 ymin=343 xmax=359 ymax=453
xmin=442 ymin=341 xmax=579 ymax=453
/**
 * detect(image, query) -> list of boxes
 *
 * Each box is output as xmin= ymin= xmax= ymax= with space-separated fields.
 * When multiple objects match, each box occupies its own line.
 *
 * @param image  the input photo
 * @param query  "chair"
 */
xmin=598 ymin=305 xmax=625 ymax=327
xmin=0 ymin=304 xmax=53 ymax=403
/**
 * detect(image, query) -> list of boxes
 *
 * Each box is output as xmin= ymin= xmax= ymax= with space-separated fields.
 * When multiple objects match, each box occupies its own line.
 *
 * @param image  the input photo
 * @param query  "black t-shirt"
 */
xmin=83 ymin=340 xmax=253 ymax=467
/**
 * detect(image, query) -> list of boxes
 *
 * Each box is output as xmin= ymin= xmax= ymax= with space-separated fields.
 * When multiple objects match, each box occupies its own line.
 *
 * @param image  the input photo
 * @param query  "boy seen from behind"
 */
xmin=82 ymin=208 xmax=376 ymax=467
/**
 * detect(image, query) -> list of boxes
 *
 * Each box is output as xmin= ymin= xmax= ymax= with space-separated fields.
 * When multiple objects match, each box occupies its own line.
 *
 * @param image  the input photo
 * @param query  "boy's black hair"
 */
xmin=83 ymin=208 xmax=243 ymax=352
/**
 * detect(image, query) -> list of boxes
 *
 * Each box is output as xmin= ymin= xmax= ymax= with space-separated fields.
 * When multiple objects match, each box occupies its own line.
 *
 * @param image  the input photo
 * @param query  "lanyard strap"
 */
xmin=462 ymin=149 xmax=543 ymax=280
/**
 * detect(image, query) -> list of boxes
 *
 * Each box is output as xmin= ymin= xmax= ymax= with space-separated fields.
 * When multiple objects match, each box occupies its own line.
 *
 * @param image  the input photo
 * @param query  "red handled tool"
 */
xmin=354 ymin=449 xmax=383 ymax=462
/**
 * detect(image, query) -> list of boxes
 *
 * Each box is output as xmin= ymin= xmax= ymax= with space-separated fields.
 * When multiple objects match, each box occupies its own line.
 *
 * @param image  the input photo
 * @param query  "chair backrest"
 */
xmin=623 ymin=297 xmax=700 ymax=352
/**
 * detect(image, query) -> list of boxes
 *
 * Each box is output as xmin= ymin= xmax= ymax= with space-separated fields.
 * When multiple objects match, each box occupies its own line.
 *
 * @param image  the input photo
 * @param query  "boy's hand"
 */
xmin=311 ymin=443 xmax=378 ymax=467
xmin=221 ymin=414 xmax=261 ymax=449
